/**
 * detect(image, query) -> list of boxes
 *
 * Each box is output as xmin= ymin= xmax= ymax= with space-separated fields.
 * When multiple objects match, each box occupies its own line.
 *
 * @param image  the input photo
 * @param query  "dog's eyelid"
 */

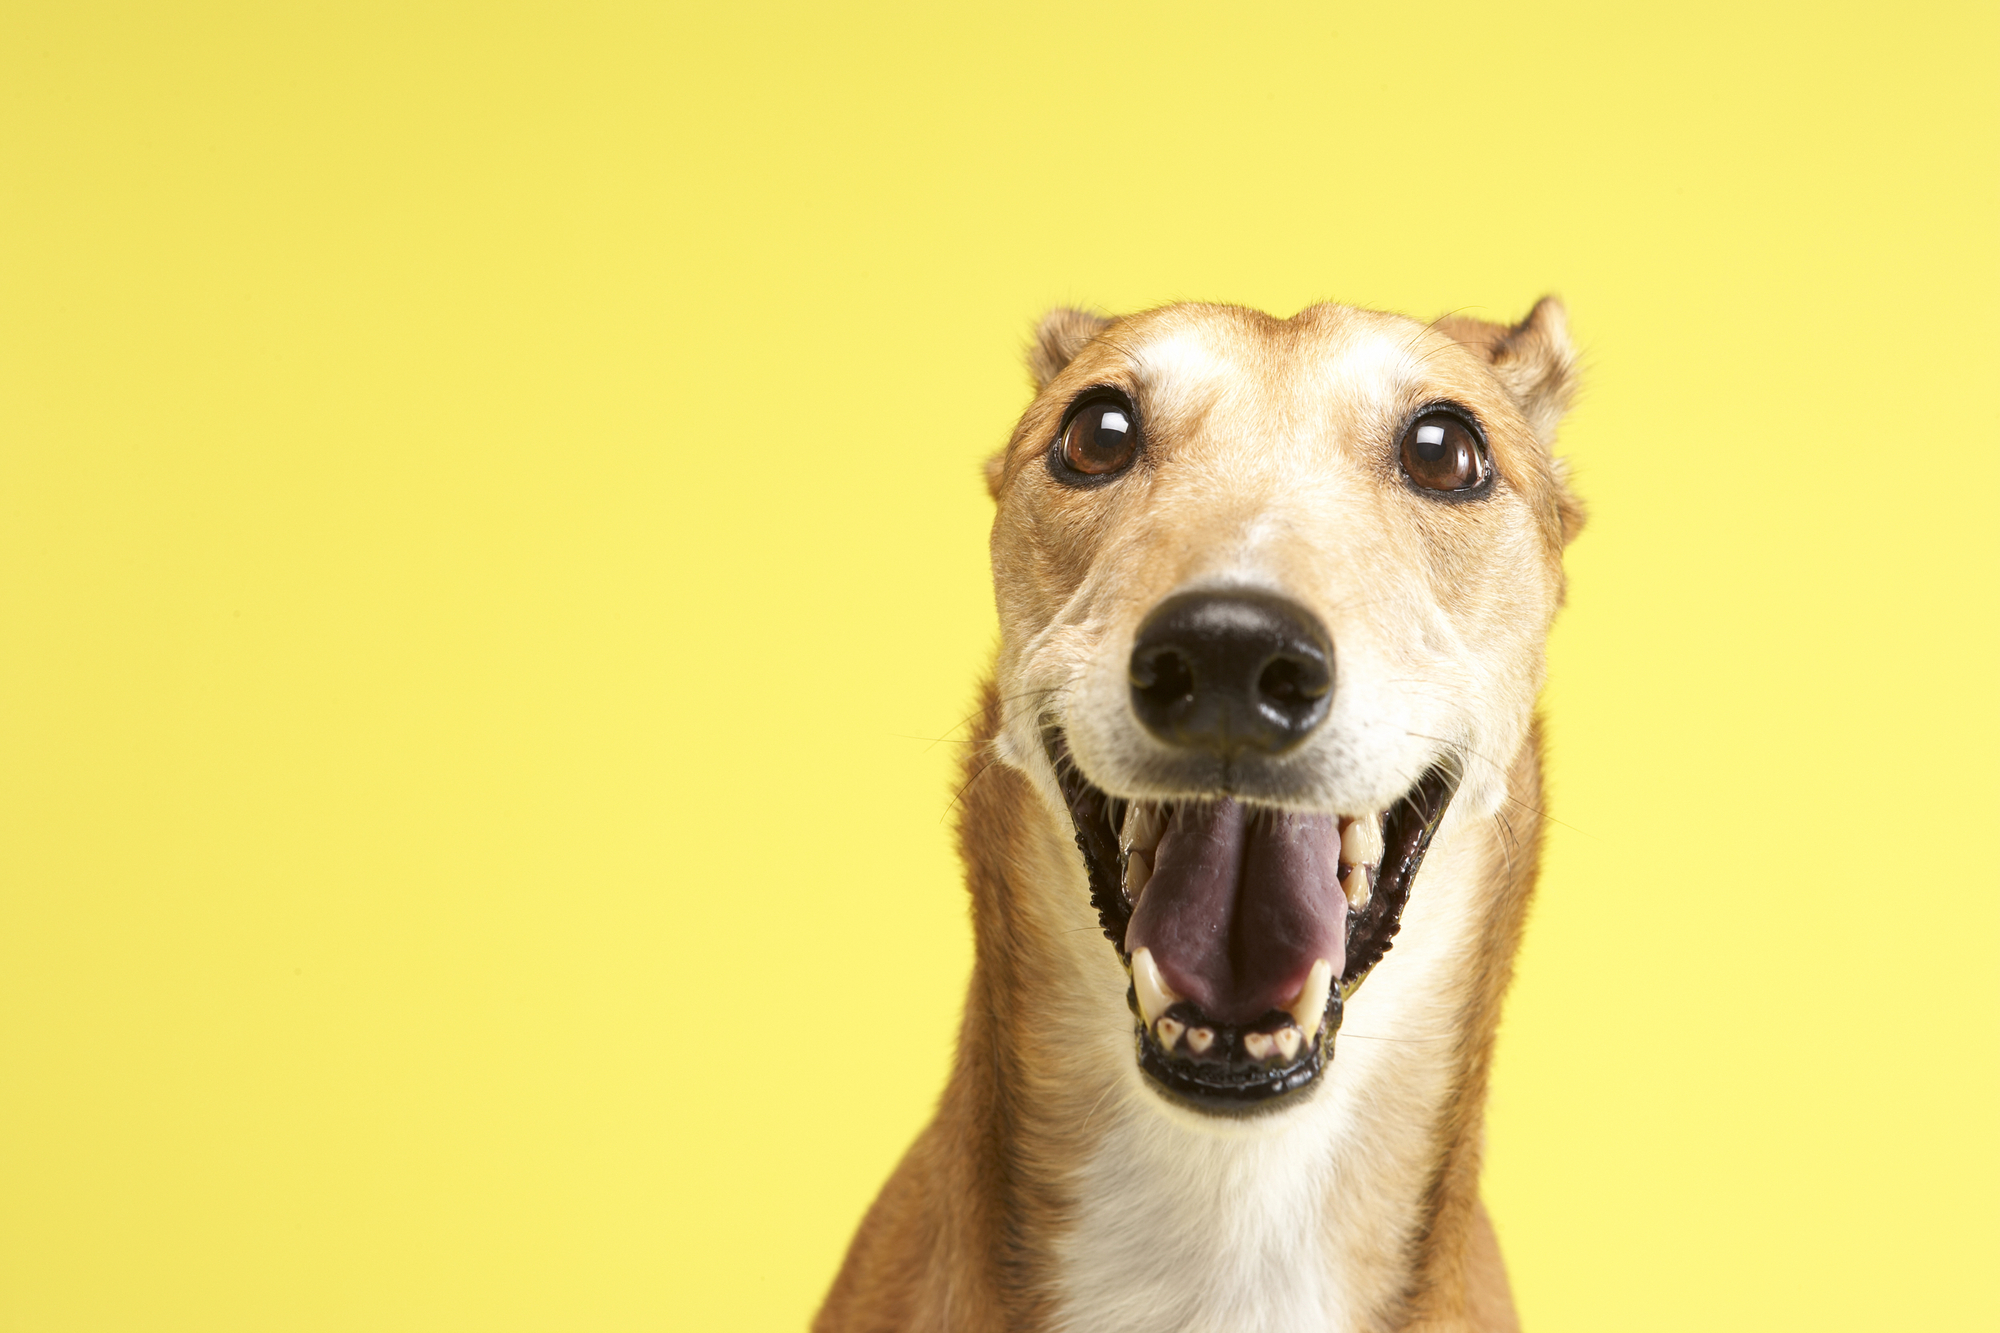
xmin=1406 ymin=399 xmax=1488 ymax=439
xmin=1058 ymin=384 xmax=1138 ymax=426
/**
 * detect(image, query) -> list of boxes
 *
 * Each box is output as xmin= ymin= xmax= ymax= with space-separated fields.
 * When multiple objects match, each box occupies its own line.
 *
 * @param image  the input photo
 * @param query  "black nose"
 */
xmin=1127 ymin=590 xmax=1334 ymax=756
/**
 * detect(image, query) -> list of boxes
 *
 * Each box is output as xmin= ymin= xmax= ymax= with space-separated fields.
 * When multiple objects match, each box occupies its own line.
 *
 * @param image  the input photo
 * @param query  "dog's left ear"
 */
xmin=1438 ymin=296 xmax=1576 ymax=445
xmin=1437 ymin=297 xmax=1585 ymax=543
xmin=1494 ymin=297 xmax=1577 ymax=447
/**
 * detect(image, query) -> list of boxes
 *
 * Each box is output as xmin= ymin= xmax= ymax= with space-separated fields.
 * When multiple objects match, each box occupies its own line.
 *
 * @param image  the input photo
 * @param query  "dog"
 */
xmin=816 ymin=297 xmax=1584 ymax=1333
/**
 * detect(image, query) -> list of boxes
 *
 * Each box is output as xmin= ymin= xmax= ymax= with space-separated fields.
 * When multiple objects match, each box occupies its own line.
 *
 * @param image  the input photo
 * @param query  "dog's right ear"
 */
xmin=988 ymin=308 xmax=1114 ymax=500
xmin=1027 ymin=307 xmax=1113 ymax=391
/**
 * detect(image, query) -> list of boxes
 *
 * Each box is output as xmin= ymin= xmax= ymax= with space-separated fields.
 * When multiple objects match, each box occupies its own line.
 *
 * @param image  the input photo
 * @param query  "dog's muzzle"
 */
xmin=1047 ymin=591 xmax=1459 ymax=1115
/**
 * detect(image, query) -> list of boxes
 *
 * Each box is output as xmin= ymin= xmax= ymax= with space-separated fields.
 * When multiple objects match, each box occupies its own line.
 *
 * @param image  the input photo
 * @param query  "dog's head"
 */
xmin=985 ymin=300 xmax=1582 ymax=1115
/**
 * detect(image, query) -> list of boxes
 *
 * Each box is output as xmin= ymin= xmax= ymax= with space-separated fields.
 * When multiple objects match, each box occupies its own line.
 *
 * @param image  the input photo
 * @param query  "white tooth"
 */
xmin=1342 ymin=864 xmax=1372 ymax=912
xmin=1121 ymin=801 xmax=1164 ymax=855
xmin=1274 ymin=1026 xmax=1302 ymax=1061
xmin=1243 ymin=1031 xmax=1275 ymax=1060
xmin=1342 ymin=812 xmax=1384 ymax=867
xmin=1155 ymin=1016 xmax=1184 ymax=1051
xmin=1289 ymin=958 xmax=1335 ymax=1041
xmin=1123 ymin=848 xmax=1153 ymax=902
xmin=1185 ymin=1027 xmax=1215 ymax=1054
xmin=1130 ymin=947 xmax=1182 ymax=1027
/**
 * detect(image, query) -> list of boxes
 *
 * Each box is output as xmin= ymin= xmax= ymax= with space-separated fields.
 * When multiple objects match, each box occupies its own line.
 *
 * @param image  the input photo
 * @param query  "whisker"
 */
xmin=945 ymin=748 xmax=1011 ymax=816
xmin=1080 ymin=1079 xmax=1118 ymax=1134
xmin=906 ymin=685 xmax=1069 ymax=758
xmin=1400 ymin=729 xmax=1594 ymax=838
xmin=1337 ymin=1031 xmax=1454 ymax=1044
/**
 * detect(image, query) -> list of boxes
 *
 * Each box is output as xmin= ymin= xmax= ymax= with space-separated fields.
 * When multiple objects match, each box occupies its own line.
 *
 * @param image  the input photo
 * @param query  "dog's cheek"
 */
xmin=1001 ymin=491 xmax=1124 ymax=631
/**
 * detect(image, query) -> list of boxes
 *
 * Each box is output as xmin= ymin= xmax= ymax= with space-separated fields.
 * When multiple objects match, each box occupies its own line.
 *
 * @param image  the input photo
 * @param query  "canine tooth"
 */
xmin=1342 ymin=864 xmax=1372 ymax=912
xmin=1289 ymin=958 xmax=1335 ymax=1041
xmin=1130 ymin=947 xmax=1182 ymax=1027
xmin=1185 ymin=1027 xmax=1215 ymax=1054
xmin=1123 ymin=848 xmax=1153 ymax=902
xmin=1121 ymin=801 xmax=1164 ymax=855
xmin=1243 ymin=1031 xmax=1275 ymax=1060
xmin=1342 ymin=813 xmax=1384 ymax=868
xmin=1155 ymin=1016 xmax=1184 ymax=1050
xmin=1274 ymin=1026 xmax=1303 ymax=1061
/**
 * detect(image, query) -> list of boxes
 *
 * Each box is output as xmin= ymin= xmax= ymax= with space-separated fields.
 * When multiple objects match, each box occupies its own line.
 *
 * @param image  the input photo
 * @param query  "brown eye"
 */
xmin=1398 ymin=412 xmax=1488 ymax=493
xmin=1060 ymin=398 xmax=1140 ymax=476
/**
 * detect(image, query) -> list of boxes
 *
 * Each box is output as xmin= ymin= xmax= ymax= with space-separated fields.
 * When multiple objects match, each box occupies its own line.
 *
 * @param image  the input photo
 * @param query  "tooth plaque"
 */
xmin=1123 ymin=848 xmax=1153 ymax=903
xmin=1120 ymin=801 xmax=1164 ymax=856
xmin=1130 ymin=947 xmax=1182 ymax=1028
xmin=1155 ymin=1016 xmax=1184 ymax=1051
xmin=1185 ymin=1027 xmax=1215 ymax=1055
xmin=1242 ymin=1031 xmax=1275 ymax=1060
xmin=1273 ymin=1026 xmax=1303 ymax=1061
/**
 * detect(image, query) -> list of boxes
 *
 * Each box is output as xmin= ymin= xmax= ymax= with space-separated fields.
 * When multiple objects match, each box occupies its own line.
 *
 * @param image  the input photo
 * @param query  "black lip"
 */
xmin=1046 ymin=728 xmax=1460 ymax=1114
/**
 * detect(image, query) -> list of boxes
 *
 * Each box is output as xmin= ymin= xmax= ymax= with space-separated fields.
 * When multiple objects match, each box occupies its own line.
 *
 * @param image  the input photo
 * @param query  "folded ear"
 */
xmin=1435 ymin=296 xmax=1576 ymax=446
xmin=1436 ymin=297 xmax=1585 ymax=545
xmin=982 ymin=451 xmax=1008 ymax=501
xmin=990 ymin=308 xmax=1114 ymax=500
xmin=1549 ymin=454 xmax=1587 ymax=547
xmin=1028 ymin=307 xmax=1113 ymax=390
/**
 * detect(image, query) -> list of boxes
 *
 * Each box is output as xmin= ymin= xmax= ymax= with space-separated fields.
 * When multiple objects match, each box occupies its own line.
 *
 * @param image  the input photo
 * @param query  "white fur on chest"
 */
xmin=1053 ymin=1095 xmax=1343 ymax=1333
xmin=1049 ymin=819 xmax=1490 ymax=1333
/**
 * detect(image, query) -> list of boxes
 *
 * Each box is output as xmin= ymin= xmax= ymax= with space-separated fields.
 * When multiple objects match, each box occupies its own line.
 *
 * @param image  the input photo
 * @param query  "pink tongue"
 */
xmin=1123 ymin=799 xmax=1347 ymax=1025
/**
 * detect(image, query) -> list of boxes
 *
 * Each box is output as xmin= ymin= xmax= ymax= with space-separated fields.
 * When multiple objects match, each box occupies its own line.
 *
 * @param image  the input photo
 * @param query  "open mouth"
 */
xmin=1047 ymin=730 xmax=1459 ymax=1115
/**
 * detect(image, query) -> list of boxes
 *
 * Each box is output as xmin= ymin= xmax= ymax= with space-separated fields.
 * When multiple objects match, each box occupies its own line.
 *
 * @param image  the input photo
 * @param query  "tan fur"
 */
xmin=820 ymin=298 xmax=1581 ymax=1333
xmin=1396 ymin=729 xmax=1544 ymax=1333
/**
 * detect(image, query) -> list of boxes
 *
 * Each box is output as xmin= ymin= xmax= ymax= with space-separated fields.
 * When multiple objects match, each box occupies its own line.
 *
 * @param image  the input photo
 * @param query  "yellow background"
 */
xmin=3 ymin=3 xmax=1994 ymax=1329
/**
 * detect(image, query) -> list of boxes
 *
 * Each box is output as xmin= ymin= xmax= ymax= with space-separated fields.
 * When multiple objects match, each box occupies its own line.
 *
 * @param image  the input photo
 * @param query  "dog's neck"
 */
xmin=949 ymin=699 xmax=1542 ymax=1333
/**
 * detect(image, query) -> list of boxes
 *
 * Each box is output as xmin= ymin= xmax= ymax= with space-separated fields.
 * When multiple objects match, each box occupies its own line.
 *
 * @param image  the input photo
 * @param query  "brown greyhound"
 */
xmin=817 ymin=297 xmax=1584 ymax=1332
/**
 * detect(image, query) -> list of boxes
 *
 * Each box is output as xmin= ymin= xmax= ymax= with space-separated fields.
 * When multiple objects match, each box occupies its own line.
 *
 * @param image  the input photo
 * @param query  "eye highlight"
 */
xmin=1398 ymin=410 xmax=1489 ymax=494
xmin=1053 ymin=394 xmax=1141 ymax=481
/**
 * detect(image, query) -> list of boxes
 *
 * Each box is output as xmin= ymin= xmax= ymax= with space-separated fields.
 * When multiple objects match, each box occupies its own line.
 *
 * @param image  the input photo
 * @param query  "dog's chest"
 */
xmin=1043 ymin=920 xmax=1470 ymax=1333
xmin=1049 ymin=1107 xmax=1350 ymax=1333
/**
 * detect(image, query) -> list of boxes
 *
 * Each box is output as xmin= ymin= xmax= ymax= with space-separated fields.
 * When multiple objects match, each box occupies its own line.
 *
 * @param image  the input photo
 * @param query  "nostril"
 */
xmin=1132 ymin=648 xmax=1195 ymax=708
xmin=1257 ymin=654 xmax=1329 ymax=707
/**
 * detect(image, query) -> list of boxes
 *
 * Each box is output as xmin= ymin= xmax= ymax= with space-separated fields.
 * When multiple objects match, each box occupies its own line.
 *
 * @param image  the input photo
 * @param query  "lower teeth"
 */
xmin=1147 ymin=1018 xmax=1308 ymax=1066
